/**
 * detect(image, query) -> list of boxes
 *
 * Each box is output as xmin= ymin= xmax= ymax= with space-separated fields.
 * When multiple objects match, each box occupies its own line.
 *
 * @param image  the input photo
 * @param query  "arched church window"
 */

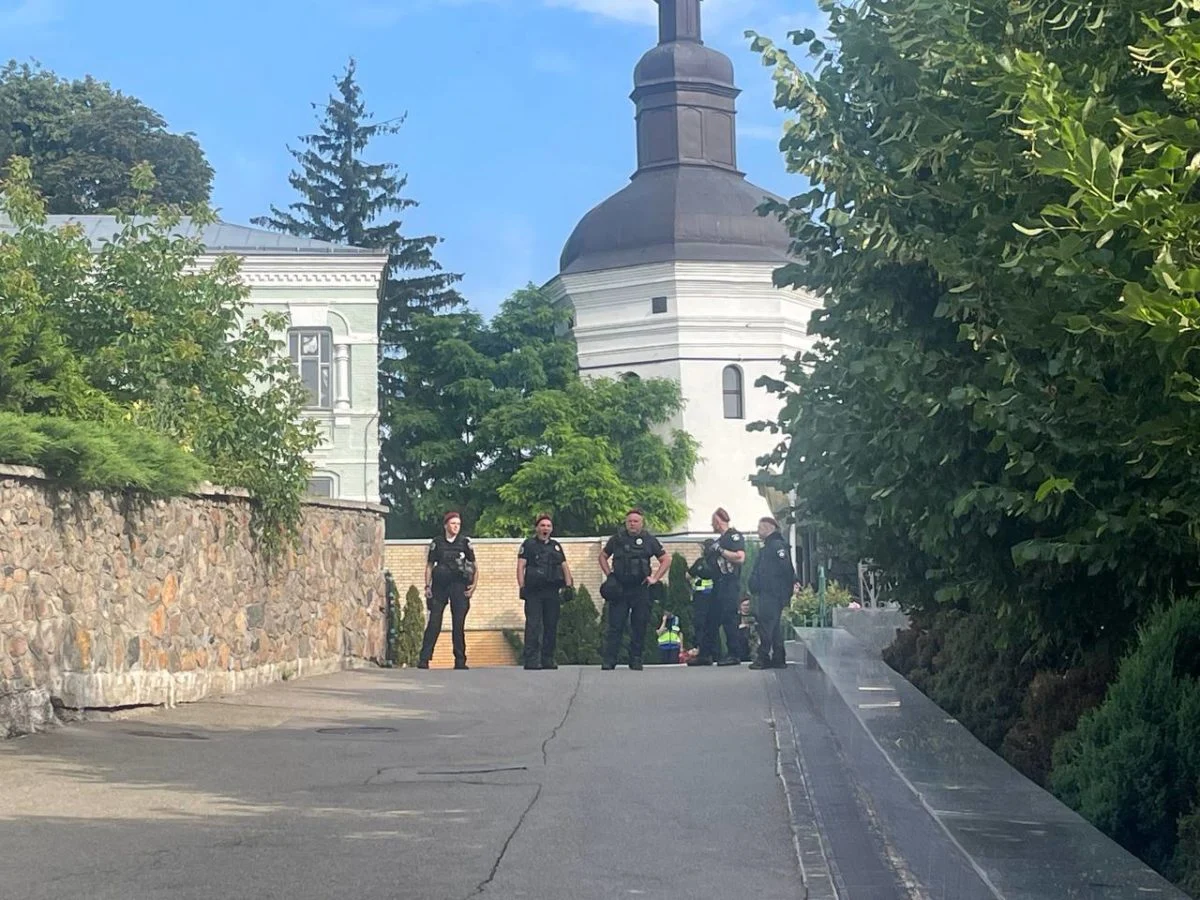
xmin=722 ymin=365 xmax=744 ymax=420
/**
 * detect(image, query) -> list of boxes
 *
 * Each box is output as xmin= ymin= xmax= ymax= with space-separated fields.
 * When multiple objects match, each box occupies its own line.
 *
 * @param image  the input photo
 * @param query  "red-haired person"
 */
xmin=598 ymin=509 xmax=669 ymax=670
xmin=419 ymin=511 xmax=477 ymax=670
xmin=517 ymin=514 xmax=574 ymax=670
xmin=690 ymin=507 xmax=746 ymax=667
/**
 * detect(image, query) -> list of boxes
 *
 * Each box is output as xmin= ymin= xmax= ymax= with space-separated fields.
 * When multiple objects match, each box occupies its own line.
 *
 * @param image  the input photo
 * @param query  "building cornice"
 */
xmin=194 ymin=253 xmax=388 ymax=289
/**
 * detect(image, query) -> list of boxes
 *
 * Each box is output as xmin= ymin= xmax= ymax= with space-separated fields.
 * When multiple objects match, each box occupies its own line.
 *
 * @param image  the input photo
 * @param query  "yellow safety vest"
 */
xmin=658 ymin=627 xmax=682 ymax=647
xmin=693 ymin=578 xmax=713 ymax=593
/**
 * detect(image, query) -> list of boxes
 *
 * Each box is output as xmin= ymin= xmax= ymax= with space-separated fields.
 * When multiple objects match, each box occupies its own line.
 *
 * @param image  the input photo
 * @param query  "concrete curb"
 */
xmin=764 ymin=673 xmax=839 ymax=900
xmin=793 ymin=627 xmax=1188 ymax=900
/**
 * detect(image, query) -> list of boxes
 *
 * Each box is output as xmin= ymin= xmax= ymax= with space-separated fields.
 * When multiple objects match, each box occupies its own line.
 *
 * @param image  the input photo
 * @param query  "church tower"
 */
xmin=546 ymin=0 xmax=818 ymax=537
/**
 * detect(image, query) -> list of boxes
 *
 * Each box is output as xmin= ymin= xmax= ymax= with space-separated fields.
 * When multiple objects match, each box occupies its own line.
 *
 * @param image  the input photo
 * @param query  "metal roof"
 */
xmin=0 ymin=214 xmax=385 ymax=256
xmin=560 ymin=161 xmax=792 ymax=275
xmin=558 ymin=0 xmax=794 ymax=274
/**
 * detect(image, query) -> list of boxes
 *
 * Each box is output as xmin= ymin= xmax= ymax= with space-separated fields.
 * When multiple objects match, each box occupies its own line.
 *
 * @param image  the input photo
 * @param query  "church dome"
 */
xmin=558 ymin=0 xmax=793 ymax=276
xmin=633 ymin=40 xmax=733 ymax=86
xmin=559 ymin=166 xmax=792 ymax=275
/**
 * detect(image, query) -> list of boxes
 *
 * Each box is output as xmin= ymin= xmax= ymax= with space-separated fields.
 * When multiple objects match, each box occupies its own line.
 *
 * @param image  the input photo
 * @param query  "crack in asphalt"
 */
xmin=541 ymin=667 xmax=584 ymax=766
xmin=466 ymin=671 xmax=582 ymax=896
xmin=468 ymin=783 xmax=544 ymax=898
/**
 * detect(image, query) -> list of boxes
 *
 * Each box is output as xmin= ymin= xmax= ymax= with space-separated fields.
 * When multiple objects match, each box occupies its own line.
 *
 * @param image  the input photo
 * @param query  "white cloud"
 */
xmin=0 ymin=0 xmax=63 ymax=28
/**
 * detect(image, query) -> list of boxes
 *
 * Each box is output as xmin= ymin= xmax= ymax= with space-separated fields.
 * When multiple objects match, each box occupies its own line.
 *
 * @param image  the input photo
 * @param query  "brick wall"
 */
xmin=384 ymin=537 xmax=706 ymax=630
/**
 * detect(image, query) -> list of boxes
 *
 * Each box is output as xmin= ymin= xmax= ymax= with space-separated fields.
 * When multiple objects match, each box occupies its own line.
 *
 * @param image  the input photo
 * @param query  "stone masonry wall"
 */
xmin=0 ymin=465 xmax=386 ymax=738
xmin=384 ymin=537 xmax=706 ymax=631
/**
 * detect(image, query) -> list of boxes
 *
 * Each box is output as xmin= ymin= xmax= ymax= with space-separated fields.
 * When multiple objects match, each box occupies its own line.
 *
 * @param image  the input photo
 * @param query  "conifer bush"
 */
xmin=395 ymin=585 xmax=426 ymax=667
xmin=555 ymin=586 xmax=601 ymax=666
xmin=1051 ymin=598 xmax=1200 ymax=881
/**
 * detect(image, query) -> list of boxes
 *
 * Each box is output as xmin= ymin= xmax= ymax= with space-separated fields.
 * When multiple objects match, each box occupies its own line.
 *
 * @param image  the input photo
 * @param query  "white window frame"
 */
xmin=289 ymin=328 xmax=333 ymax=410
xmin=722 ymin=364 xmax=744 ymax=420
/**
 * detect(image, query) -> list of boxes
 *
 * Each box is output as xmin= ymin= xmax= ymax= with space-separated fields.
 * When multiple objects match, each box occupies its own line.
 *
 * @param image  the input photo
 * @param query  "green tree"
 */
xmin=384 ymin=283 xmax=699 ymax=538
xmin=250 ymin=59 xmax=462 ymax=334
xmin=252 ymin=58 xmax=464 ymax=529
xmin=0 ymin=157 xmax=317 ymax=545
xmin=0 ymin=61 xmax=211 ymax=214
xmin=749 ymin=0 xmax=1200 ymax=660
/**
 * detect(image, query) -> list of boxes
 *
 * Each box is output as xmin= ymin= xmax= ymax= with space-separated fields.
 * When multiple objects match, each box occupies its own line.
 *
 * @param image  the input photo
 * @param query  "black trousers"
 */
xmin=756 ymin=595 xmax=788 ymax=665
xmin=703 ymin=581 xmax=741 ymax=661
xmin=659 ymin=646 xmax=680 ymax=665
xmin=603 ymin=581 xmax=650 ymax=666
xmin=523 ymin=587 xmax=562 ymax=668
xmin=420 ymin=580 xmax=469 ymax=667
xmin=692 ymin=590 xmax=714 ymax=658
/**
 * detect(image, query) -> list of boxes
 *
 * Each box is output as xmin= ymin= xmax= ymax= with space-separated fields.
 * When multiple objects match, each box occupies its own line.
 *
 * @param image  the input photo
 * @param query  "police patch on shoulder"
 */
xmin=777 ymin=549 xmax=787 ymax=558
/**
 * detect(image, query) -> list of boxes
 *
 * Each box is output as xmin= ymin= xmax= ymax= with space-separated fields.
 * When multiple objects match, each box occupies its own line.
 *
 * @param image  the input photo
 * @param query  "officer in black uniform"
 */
xmin=748 ymin=516 xmax=796 ymax=669
xmin=599 ymin=509 xmax=669 ymax=671
xmin=517 ymin=514 xmax=574 ymax=670
xmin=687 ymin=542 xmax=719 ymax=661
xmin=690 ymin=507 xmax=746 ymax=667
xmin=419 ymin=511 xmax=477 ymax=670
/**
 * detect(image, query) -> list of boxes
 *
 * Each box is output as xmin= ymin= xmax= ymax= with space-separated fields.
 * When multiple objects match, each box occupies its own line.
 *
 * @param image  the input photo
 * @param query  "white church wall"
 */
xmin=550 ymin=260 xmax=822 ymax=539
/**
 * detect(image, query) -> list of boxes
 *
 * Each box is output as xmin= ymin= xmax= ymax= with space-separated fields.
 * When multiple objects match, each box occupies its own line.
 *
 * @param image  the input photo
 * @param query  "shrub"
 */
xmin=396 ymin=585 xmax=425 ymax=668
xmin=1050 ymin=598 xmax=1200 ymax=881
xmin=555 ymin=586 xmax=601 ymax=666
xmin=925 ymin=610 xmax=1034 ymax=750
xmin=1174 ymin=810 xmax=1200 ymax=897
xmin=1000 ymin=658 xmax=1115 ymax=787
xmin=0 ymin=411 xmax=205 ymax=495
xmin=503 ymin=629 xmax=525 ymax=659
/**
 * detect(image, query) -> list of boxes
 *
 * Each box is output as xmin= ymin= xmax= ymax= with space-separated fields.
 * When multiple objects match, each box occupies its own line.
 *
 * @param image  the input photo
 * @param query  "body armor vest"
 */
xmin=611 ymin=531 xmax=653 ymax=585
xmin=525 ymin=540 xmax=565 ymax=589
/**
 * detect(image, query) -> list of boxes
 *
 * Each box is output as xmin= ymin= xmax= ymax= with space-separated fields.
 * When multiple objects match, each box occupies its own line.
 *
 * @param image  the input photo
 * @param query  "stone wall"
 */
xmin=384 ymin=537 xmax=707 ymax=630
xmin=0 ymin=465 xmax=386 ymax=737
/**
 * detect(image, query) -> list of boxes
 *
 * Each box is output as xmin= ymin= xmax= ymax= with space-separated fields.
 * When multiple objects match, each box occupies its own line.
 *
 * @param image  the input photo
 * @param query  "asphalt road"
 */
xmin=0 ymin=664 xmax=822 ymax=900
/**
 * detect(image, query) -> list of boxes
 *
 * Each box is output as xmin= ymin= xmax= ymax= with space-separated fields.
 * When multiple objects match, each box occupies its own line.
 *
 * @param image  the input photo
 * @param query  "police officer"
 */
xmin=748 ymin=516 xmax=796 ymax=669
xmin=691 ymin=508 xmax=746 ymax=667
xmin=686 ymin=541 xmax=719 ymax=664
xmin=419 ymin=511 xmax=477 ymax=670
xmin=599 ymin=509 xmax=669 ymax=671
xmin=517 ymin=514 xmax=574 ymax=671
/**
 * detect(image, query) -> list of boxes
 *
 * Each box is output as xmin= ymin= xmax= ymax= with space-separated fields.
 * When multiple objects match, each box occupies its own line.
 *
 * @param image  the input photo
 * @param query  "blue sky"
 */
xmin=0 ymin=0 xmax=823 ymax=316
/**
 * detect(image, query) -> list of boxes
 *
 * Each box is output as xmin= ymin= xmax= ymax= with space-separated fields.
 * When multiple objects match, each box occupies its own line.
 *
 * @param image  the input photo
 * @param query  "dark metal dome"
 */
xmin=558 ymin=0 xmax=792 ymax=276
xmin=560 ymin=166 xmax=791 ymax=275
xmin=633 ymin=40 xmax=733 ymax=86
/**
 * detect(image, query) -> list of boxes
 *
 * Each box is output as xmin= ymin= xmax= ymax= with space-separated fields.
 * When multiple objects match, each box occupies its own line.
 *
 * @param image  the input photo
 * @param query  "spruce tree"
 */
xmin=253 ymin=60 xmax=461 ymax=330
xmin=253 ymin=59 xmax=463 ymax=532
